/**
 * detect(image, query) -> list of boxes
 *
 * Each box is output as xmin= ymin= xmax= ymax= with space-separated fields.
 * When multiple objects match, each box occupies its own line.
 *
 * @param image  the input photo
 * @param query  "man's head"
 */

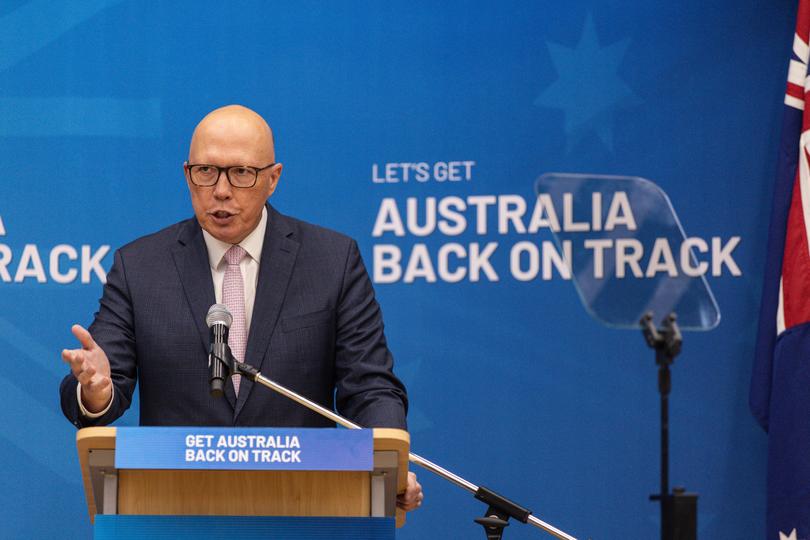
xmin=184 ymin=105 xmax=282 ymax=244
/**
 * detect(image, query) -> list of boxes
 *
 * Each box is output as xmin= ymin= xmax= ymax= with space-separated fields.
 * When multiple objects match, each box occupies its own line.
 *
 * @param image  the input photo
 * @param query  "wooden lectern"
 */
xmin=76 ymin=427 xmax=409 ymax=539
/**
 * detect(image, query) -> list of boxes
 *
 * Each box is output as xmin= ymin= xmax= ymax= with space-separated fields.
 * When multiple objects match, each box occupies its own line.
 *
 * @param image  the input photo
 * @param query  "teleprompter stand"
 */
xmin=640 ymin=312 xmax=698 ymax=540
xmin=209 ymin=349 xmax=578 ymax=540
xmin=533 ymin=174 xmax=719 ymax=540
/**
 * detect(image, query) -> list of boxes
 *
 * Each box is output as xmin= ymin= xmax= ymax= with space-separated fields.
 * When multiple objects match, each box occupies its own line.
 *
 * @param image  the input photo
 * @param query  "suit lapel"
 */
xmin=234 ymin=204 xmax=300 ymax=419
xmin=171 ymin=218 xmax=237 ymax=410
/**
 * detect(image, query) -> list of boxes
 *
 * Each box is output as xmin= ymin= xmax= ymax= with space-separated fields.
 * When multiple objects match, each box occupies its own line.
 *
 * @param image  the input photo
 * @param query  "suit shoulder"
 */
xmin=116 ymin=218 xmax=194 ymax=258
xmin=275 ymin=211 xmax=355 ymax=249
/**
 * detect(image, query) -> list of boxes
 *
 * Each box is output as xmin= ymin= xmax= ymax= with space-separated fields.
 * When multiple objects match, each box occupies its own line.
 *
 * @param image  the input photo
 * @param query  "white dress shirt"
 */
xmin=201 ymin=205 xmax=267 ymax=330
xmin=78 ymin=207 xmax=268 ymax=417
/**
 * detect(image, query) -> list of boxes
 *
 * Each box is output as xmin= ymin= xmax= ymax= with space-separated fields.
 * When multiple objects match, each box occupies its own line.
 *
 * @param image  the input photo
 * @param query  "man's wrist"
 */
xmin=76 ymin=384 xmax=114 ymax=418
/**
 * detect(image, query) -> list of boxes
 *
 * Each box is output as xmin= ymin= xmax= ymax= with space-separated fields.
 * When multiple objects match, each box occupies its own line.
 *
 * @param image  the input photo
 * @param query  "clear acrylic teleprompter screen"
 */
xmin=534 ymin=173 xmax=720 ymax=331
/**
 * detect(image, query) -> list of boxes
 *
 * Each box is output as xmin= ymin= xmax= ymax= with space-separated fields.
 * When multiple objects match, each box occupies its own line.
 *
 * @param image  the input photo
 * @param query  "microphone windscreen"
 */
xmin=206 ymin=303 xmax=233 ymax=328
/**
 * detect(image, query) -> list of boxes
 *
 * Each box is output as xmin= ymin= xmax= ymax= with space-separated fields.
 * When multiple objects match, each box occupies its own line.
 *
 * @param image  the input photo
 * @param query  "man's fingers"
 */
xmin=71 ymin=324 xmax=96 ymax=351
xmin=397 ymin=472 xmax=424 ymax=511
xmin=76 ymin=364 xmax=96 ymax=386
xmin=63 ymin=350 xmax=88 ymax=379
xmin=407 ymin=472 xmax=422 ymax=496
xmin=62 ymin=348 xmax=84 ymax=371
xmin=84 ymin=374 xmax=112 ymax=393
xmin=396 ymin=496 xmax=422 ymax=511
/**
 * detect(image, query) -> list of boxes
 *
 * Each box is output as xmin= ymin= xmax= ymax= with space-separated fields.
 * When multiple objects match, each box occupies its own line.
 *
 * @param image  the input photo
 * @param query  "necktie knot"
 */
xmin=225 ymin=245 xmax=247 ymax=266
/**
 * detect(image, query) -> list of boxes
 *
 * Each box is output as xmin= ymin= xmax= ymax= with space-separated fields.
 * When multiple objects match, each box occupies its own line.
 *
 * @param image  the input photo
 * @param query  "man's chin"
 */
xmin=201 ymin=221 xmax=242 ymax=244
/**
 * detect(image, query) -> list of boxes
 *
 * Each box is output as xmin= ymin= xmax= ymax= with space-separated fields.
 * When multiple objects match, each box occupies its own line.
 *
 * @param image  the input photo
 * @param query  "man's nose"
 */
xmin=212 ymin=169 xmax=232 ymax=199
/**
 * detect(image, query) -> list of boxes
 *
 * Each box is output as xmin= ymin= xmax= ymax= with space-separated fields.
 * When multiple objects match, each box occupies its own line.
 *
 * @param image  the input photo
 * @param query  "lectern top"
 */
xmin=76 ymin=427 xmax=410 ymax=527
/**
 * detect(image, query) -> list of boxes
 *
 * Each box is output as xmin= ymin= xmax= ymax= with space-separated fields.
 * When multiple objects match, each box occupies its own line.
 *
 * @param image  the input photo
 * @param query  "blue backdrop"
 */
xmin=0 ymin=1 xmax=792 ymax=538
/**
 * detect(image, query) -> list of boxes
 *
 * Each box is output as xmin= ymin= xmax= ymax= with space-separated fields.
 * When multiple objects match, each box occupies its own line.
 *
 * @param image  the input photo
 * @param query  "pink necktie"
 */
xmin=223 ymin=245 xmax=247 ymax=395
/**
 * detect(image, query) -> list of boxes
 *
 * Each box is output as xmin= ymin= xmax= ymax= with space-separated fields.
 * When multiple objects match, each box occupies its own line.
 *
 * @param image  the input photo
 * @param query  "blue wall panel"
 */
xmin=0 ymin=2 xmax=791 ymax=538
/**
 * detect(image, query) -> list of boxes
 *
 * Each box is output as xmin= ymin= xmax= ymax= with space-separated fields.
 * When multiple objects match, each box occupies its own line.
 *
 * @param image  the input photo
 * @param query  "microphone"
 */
xmin=206 ymin=303 xmax=233 ymax=398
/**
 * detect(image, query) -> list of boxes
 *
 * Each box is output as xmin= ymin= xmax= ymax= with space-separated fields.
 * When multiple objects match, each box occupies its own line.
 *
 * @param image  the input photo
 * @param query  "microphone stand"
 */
xmin=211 ymin=352 xmax=578 ymax=540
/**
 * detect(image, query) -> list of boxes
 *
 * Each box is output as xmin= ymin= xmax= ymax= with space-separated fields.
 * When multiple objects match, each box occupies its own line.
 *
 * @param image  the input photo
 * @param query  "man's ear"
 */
xmin=266 ymin=163 xmax=283 ymax=197
xmin=183 ymin=162 xmax=199 ymax=192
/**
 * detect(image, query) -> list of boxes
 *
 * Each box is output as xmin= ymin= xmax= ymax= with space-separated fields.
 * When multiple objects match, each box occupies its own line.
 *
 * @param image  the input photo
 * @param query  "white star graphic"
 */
xmin=534 ymin=13 xmax=638 ymax=152
xmin=0 ymin=215 xmax=5 ymax=236
xmin=780 ymin=528 xmax=798 ymax=540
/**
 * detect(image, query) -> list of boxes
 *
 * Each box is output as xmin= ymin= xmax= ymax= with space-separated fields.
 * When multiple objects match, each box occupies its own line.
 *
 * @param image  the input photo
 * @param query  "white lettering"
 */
xmin=615 ymin=239 xmax=644 ymax=278
xmin=49 ymin=244 xmax=78 ymax=284
xmin=527 ymin=194 xmax=560 ymax=233
xmin=187 ymin=434 xmax=214 ymax=447
xmin=371 ymin=164 xmax=385 ymax=183
xmin=584 ymin=239 xmax=613 ymax=279
xmin=373 ymin=245 xmax=402 ymax=283
xmin=645 ymin=238 xmax=678 ymax=277
xmin=467 ymin=196 xmax=496 ymax=234
xmin=563 ymin=193 xmax=589 ymax=232
xmin=498 ymin=195 xmax=527 ymax=234
xmin=372 ymin=161 xmax=475 ymax=183
xmin=14 ymin=244 xmax=46 ymax=283
xmin=510 ymin=242 xmax=538 ymax=281
xmin=469 ymin=242 xmax=499 ymax=282
xmin=406 ymin=197 xmax=436 ymax=236
xmin=187 ymin=449 xmax=225 ymax=462
xmin=592 ymin=192 xmax=603 ymax=232
xmin=372 ymin=198 xmax=405 ymax=237
xmin=81 ymin=245 xmax=109 ymax=284
xmin=228 ymin=449 xmax=249 ymax=462
xmin=403 ymin=244 xmax=437 ymax=283
xmin=543 ymin=240 xmax=571 ymax=280
xmin=414 ymin=162 xmax=429 ymax=182
xmin=437 ymin=243 xmax=466 ymax=282
xmin=712 ymin=236 xmax=741 ymax=276
xmin=680 ymin=237 xmax=709 ymax=277
xmin=0 ymin=244 xmax=11 ymax=282
xmin=437 ymin=196 xmax=466 ymax=235
xmin=604 ymin=192 xmax=636 ymax=231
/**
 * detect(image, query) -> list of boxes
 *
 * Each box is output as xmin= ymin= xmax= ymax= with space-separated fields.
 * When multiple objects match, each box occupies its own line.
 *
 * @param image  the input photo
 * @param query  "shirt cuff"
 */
xmin=76 ymin=383 xmax=114 ymax=418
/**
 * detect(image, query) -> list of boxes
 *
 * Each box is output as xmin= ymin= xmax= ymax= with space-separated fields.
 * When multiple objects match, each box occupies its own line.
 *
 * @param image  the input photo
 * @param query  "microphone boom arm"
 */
xmin=210 ymin=353 xmax=577 ymax=540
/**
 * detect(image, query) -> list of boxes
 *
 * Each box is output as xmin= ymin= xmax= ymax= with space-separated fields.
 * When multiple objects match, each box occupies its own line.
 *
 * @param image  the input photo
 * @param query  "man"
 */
xmin=59 ymin=105 xmax=422 ymax=510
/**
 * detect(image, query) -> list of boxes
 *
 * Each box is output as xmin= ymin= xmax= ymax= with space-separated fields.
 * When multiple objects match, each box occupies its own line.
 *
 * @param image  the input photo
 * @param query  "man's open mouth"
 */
xmin=210 ymin=211 xmax=236 ymax=223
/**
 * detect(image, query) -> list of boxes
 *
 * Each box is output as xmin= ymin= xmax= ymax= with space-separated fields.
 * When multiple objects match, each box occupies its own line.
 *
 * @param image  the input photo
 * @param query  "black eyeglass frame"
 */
xmin=185 ymin=162 xmax=277 ymax=188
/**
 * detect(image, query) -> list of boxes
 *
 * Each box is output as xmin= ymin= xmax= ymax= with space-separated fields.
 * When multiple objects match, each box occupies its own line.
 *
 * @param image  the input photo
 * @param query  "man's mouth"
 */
xmin=210 ymin=210 xmax=236 ymax=223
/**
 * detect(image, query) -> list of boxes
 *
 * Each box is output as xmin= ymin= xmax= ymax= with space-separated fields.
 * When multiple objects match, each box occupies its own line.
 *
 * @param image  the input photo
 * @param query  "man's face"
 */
xmin=184 ymin=107 xmax=282 ymax=244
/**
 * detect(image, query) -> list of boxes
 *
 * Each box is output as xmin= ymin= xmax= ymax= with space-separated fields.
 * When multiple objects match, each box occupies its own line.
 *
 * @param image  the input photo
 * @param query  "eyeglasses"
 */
xmin=186 ymin=163 xmax=276 ymax=188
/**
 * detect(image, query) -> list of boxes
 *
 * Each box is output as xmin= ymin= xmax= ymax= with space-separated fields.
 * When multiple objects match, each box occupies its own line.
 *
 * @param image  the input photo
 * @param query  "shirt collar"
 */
xmin=202 ymin=205 xmax=267 ymax=270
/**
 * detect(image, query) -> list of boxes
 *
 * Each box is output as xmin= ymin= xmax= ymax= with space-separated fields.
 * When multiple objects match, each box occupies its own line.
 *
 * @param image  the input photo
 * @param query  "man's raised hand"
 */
xmin=61 ymin=324 xmax=112 ymax=414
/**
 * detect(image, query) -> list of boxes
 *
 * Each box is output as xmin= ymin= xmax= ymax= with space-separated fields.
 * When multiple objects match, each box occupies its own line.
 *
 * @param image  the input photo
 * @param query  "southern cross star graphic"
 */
xmin=534 ymin=14 xmax=638 ymax=152
xmin=780 ymin=528 xmax=798 ymax=540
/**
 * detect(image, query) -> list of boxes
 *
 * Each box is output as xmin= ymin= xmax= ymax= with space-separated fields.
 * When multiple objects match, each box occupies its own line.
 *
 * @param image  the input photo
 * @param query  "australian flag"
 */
xmin=751 ymin=1 xmax=810 ymax=539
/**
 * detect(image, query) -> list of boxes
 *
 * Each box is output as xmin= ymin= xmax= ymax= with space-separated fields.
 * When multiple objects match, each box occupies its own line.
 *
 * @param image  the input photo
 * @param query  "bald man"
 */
xmin=60 ymin=105 xmax=423 ymax=510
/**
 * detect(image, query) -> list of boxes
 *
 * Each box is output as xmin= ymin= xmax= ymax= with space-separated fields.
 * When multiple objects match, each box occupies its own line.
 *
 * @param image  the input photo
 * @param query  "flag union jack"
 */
xmin=751 ymin=1 xmax=810 ymax=539
xmin=780 ymin=0 xmax=810 ymax=331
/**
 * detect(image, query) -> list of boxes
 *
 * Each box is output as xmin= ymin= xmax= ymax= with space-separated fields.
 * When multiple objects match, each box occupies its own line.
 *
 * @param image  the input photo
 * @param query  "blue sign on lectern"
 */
xmin=115 ymin=427 xmax=373 ymax=471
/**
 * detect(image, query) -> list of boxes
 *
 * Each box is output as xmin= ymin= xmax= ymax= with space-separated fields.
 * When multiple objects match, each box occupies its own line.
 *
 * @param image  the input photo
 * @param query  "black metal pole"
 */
xmin=659 ymin=363 xmax=671 ymax=540
xmin=661 ymin=366 xmax=669 ymax=497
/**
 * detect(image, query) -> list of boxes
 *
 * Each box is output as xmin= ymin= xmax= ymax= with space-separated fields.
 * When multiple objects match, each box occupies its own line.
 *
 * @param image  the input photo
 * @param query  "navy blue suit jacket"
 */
xmin=60 ymin=204 xmax=407 ymax=429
